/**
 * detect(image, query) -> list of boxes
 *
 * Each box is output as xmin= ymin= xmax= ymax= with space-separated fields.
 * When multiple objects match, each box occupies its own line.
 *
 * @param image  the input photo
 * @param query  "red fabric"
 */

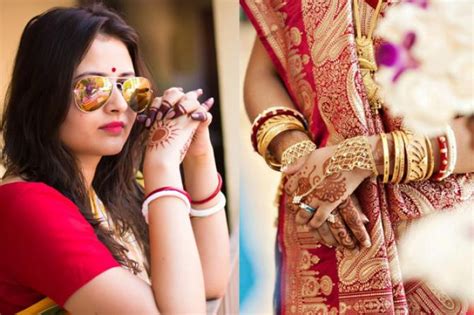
xmin=0 ymin=182 xmax=120 ymax=315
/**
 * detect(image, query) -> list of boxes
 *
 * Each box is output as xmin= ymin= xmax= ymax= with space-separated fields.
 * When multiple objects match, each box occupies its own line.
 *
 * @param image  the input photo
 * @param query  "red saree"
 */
xmin=241 ymin=0 xmax=474 ymax=313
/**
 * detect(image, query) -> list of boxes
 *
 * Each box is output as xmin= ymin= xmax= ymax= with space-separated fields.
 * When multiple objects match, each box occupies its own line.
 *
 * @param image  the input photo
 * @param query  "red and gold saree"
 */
xmin=241 ymin=0 xmax=474 ymax=313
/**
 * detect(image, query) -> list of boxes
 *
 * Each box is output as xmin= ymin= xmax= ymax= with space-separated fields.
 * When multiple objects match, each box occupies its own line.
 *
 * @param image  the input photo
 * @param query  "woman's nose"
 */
xmin=105 ymin=85 xmax=128 ymax=113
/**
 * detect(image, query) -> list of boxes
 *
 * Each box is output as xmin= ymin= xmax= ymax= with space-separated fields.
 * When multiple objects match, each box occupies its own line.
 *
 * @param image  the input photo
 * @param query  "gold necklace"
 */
xmin=353 ymin=0 xmax=384 ymax=115
xmin=88 ymin=189 xmax=100 ymax=219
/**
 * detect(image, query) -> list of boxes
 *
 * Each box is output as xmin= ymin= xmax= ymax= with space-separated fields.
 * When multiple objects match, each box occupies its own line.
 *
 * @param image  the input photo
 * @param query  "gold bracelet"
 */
xmin=424 ymin=136 xmax=435 ymax=180
xmin=390 ymin=131 xmax=402 ymax=184
xmin=281 ymin=140 xmax=317 ymax=169
xmin=325 ymin=136 xmax=378 ymax=177
xmin=380 ymin=133 xmax=390 ymax=183
xmin=395 ymin=131 xmax=407 ymax=184
xmin=404 ymin=131 xmax=429 ymax=183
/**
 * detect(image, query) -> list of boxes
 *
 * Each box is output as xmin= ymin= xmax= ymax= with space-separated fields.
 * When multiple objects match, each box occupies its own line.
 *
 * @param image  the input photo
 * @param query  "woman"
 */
xmin=242 ymin=0 xmax=473 ymax=313
xmin=0 ymin=4 xmax=230 ymax=314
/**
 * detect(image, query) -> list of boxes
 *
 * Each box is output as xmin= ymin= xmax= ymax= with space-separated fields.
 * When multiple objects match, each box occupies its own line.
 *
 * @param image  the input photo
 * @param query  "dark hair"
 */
xmin=1 ymin=4 xmax=151 ymax=275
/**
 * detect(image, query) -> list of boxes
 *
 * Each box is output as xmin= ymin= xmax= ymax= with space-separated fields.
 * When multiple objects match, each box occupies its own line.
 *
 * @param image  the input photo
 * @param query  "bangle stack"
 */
xmin=251 ymin=106 xmax=309 ymax=171
xmin=142 ymin=174 xmax=227 ymax=223
xmin=377 ymin=127 xmax=456 ymax=184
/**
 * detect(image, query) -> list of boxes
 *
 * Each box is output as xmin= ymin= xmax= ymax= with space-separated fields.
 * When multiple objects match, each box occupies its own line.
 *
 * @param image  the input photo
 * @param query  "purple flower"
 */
xmin=376 ymin=32 xmax=420 ymax=82
xmin=405 ymin=0 xmax=429 ymax=9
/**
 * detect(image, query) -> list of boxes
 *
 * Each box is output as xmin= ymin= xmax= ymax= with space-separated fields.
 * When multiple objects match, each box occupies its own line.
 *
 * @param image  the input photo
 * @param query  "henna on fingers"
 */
xmin=338 ymin=197 xmax=371 ymax=247
xmin=327 ymin=210 xmax=357 ymax=249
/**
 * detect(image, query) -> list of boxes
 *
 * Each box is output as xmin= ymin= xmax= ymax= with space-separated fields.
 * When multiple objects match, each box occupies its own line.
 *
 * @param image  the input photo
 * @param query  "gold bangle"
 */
xmin=258 ymin=122 xmax=305 ymax=157
xmin=380 ymin=133 xmax=390 ymax=183
xmin=403 ymin=131 xmax=429 ymax=183
xmin=259 ymin=123 xmax=306 ymax=170
xmin=390 ymin=131 xmax=401 ymax=184
xmin=424 ymin=136 xmax=435 ymax=180
xmin=396 ymin=131 xmax=407 ymax=184
xmin=281 ymin=140 xmax=317 ymax=169
xmin=256 ymin=116 xmax=304 ymax=154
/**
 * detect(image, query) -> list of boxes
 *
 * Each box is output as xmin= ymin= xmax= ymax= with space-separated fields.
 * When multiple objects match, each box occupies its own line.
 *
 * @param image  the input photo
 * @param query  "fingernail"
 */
xmin=363 ymin=240 xmax=371 ymax=248
xmin=165 ymin=109 xmax=176 ymax=119
xmin=178 ymin=87 xmax=184 ymax=92
xmin=156 ymin=112 xmax=163 ymax=121
xmin=149 ymin=110 xmax=157 ymax=123
xmin=191 ymin=112 xmax=207 ymax=121
xmin=145 ymin=118 xmax=151 ymax=128
xmin=136 ymin=114 xmax=147 ymax=123
xmin=204 ymin=97 xmax=215 ymax=110
xmin=196 ymin=88 xmax=203 ymax=95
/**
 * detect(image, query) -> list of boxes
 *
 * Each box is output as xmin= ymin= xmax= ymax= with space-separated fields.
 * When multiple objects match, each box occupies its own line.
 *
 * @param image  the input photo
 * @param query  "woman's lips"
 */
xmin=99 ymin=121 xmax=125 ymax=134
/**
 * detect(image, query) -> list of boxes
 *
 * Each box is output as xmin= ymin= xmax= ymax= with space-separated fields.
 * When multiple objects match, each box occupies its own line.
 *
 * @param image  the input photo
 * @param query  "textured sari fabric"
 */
xmin=241 ymin=1 xmax=474 ymax=313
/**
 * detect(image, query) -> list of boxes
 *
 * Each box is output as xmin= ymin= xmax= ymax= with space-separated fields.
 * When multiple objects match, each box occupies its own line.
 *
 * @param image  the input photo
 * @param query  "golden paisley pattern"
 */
xmin=242 ymin=0 xmax=473 ymax=313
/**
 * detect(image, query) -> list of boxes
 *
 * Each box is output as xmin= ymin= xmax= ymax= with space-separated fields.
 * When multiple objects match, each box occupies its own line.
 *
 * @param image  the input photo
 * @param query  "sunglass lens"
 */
xmin=74 ymin=77 xmax=113 ymax=112
xmin=122 ymin=77 xmax=152 ymax=113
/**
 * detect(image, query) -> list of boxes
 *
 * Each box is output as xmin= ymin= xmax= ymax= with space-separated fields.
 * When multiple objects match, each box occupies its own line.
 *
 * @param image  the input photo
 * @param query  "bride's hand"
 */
xmin=284 ymin=145 xmax=372 ymax=248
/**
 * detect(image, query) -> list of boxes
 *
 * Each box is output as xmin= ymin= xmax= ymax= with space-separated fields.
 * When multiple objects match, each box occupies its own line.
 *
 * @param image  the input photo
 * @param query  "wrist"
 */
xmin=268 ymin=129 xmax=312 ymax=162
xmin=144 ymin=164 xmax=183 ymax=195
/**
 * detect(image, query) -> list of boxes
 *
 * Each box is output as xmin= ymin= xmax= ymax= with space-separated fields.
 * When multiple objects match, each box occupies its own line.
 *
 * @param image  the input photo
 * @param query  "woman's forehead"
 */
xmin=75 ymin=35 xmax=134 ymax=76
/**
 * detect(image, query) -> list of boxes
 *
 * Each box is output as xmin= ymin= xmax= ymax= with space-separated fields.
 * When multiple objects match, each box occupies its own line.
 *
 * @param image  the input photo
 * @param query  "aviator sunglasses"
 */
xmin=73 ymin=76 xmax=153 ymax=113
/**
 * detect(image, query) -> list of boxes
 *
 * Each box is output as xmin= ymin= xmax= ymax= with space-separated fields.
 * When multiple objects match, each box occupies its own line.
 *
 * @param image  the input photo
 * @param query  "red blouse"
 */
xmin=0 ymin=182 xmax=120 ymax=315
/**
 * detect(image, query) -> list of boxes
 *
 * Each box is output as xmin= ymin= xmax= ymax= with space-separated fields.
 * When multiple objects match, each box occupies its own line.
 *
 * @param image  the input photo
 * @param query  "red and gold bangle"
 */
xmin=432 ymin=135 xmax=449 ymax=181
xmin=145 ymin=187 xmax=191 ymax=203
xmin=251 ymin=107 xmax=307 ymax=152
xmin=191 ymin=173 xmax=223 ymax=205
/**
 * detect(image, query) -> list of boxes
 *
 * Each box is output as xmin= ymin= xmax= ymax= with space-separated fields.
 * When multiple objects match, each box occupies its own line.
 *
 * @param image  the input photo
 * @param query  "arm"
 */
xmin=244 ymin=37 xmax=310 ymax=160
xmin=183 ymin=145 xmax=231 ymax=300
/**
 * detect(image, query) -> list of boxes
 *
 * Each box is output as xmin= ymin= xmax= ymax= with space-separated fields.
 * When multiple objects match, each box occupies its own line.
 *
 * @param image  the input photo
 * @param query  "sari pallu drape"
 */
xmin=241 ymin=0 xmax=474 ymax=314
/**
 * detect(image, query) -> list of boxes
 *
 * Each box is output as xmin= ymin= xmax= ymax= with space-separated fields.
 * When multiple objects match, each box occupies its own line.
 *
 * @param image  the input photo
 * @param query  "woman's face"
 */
xmin=59 ymin=34 xmax=137 ymax=160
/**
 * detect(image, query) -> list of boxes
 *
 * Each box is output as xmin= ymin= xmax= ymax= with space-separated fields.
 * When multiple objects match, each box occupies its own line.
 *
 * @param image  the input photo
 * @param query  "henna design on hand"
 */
xmin=311 ymin=173 xmax=347 ymax=203
xmin=147 ymin=119 xmax=180 ymax=150
xmin=179 ymin=129 xmax=196 ymax=161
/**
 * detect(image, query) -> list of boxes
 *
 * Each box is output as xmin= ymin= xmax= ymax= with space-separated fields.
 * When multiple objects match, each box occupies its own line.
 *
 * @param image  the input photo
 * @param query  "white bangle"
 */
xmin=142 ymin=191 xmax=191 ymax=224
xmin=190 ymin=192 xmax=226 ymax=218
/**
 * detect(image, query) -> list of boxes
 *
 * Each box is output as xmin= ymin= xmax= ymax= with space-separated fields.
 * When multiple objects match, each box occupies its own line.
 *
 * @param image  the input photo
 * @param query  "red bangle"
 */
xmin=191 ymin=173 xmax=223 ymax=204
xmin=145 ymin=187 xmax=191 ymax=202
xmin=432 ymin=135 xmax=449 ymax=181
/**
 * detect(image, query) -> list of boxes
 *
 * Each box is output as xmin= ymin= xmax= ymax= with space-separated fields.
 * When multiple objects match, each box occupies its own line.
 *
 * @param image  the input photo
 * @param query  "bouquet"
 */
xmin=375 ymin=0 xmax=473 ymax=136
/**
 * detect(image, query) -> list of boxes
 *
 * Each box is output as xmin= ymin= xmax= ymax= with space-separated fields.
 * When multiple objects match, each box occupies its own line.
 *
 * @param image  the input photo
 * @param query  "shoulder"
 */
xmin=0 ymin=182 xmax=86 ymax=234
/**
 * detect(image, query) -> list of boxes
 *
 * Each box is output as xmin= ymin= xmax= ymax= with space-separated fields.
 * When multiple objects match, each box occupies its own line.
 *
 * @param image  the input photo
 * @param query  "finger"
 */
xmin=161 ymin=87 xmax=186 ymax=119
xmin=327 ymin=210 xmax=357 ymax=249
xmin=316 ymin=222 xmax=338 ymax=247
xmin=308 ymin=205 xmax=333 ymax=229
xmin=338 ymin=197 xmax=371 ymax=248
xmin=173 ymin=89 xmax=203 ymax=118
xmin=145 ymin=97 xmax=162 ymax=128
xmin=201 ymin=97 xmax=214 ymax=111
xmin=295 ymin=204 xmax=317 ymax=225
xmin=310 ymin=229 xmax=322 ymax=243
xmin=191 ymin=111 xmax=213 ymax=123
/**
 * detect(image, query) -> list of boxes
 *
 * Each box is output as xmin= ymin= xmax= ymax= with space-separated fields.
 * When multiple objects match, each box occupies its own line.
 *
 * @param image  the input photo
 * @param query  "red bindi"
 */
xmin=111 ymin=67 xmax=116 ymax=73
